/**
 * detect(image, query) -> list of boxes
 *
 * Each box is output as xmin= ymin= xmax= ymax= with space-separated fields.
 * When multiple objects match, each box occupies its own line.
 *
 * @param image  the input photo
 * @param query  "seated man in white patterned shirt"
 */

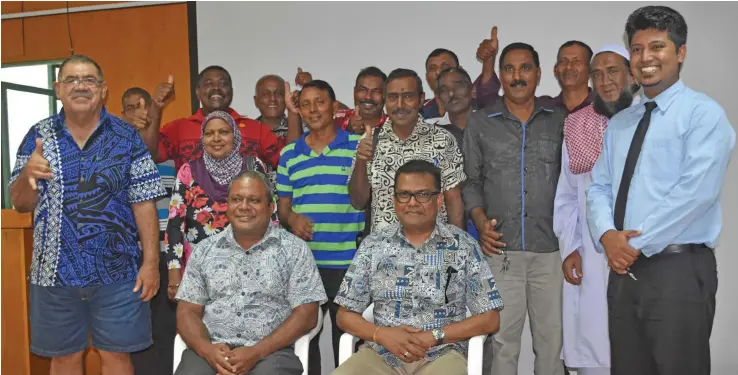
xmin=333 ymin=160 xmax=504 ymax=375
xmin=174 ymin=171 xmax=327 ymax=375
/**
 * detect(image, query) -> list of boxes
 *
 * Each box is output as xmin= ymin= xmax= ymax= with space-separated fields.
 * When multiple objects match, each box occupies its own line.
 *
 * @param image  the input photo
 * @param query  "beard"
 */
xmin=593 ymin=89 xmax=634 ymax=118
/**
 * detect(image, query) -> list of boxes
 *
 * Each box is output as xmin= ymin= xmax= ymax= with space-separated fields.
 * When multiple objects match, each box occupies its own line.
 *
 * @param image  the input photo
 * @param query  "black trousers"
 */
xmin=132 ymin=255 xmax=178 ymax=375
xmin=608 ymin=248 xmax=717 ymax=375
xmin=308 ymin=268 xmax=347 ymax=375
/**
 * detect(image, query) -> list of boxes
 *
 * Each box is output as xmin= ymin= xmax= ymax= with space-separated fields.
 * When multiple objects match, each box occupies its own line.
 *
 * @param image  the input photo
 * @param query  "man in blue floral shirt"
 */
xmin=10 ymin=55 xmax=165 ymax=375
xmin=334 ymin=160 xmax=503 ymax=375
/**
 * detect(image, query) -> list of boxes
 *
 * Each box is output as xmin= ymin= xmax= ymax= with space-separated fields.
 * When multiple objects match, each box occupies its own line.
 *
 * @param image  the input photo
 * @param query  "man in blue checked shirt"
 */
xmin=586 ymin=6 xmax=735 ymax=375
xmin=10 ymin=55 xmax=166 ymax=375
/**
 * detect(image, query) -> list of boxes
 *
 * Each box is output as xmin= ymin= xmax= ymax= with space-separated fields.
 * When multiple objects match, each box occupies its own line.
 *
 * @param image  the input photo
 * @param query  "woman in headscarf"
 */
xmin=164 ymin=110 xmax=271 ymax=299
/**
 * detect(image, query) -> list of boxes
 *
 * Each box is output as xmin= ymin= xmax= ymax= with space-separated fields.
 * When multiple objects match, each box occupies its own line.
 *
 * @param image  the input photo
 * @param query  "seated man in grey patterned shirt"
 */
xmin=333 ymin=160 xmax=504 ymax=375
xmin=174 ymin=171 xmax=327 ymax=375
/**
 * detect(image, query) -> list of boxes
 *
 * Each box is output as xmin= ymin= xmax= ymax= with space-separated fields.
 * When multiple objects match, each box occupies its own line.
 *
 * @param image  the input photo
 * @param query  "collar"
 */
xmin=189 ymin=107 xmax=243 ymax=123
xmin=487 ymin=97 xmax=554 ymax=122
xmin=294 ymin=128 xmax=350 ymax=156
xmin=56 ymin=105 xmax=110 ymax=133
xmin=223 ymin=224 xmax=280 ymax=253
xmin=554 ymin=87 xmax=594 ymax=113
xmin=256 ymin=115 xmax=288 ymax=132
xmin=389 ymin=220 xmax=457 ymax=247
xmin=649 ymin=79 xmax=684 ymax=112
xmin=380 ymin=116 xmax=431 ymax=142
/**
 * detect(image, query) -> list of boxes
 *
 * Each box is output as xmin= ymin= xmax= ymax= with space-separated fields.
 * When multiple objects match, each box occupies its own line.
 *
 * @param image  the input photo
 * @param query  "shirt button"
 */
xmin=524 ymin=190 xmax=528 ymax=195
xmin=524 ymin=167 xmax=528 ymax=172
xmin=81 ymin=157 xmax=86 ymax=162
xmin=243 ymin=271 xmax=247 ymax=275
xmin=524 ymin=213 xmax=528 ymax=218
xmin=79 ymin=177 xmax=85 ymax=183
xmin=237 ymin=312 xmax=242 ymax=316
xmin=241 ymin=292 xmax=245 ymax=296
xmin=236 ymin=334 xmax=241 ymax=338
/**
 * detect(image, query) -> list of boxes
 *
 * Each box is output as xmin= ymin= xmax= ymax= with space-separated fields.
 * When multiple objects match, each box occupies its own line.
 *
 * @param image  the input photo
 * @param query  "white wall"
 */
xmin=197 ymin=2 xmax=738 ymax=374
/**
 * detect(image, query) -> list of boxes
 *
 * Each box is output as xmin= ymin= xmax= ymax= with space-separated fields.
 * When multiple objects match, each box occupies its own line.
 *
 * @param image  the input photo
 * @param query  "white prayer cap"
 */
xmin=592 ymin=44 xmax=630 ymax=62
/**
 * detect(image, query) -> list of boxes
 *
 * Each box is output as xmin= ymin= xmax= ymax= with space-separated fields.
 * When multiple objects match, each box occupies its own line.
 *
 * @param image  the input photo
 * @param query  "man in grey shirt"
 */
xmin=174 ymin=171 xmax=327 ymax=375
xmin=462 ymin=42 xmax=566 ymax=375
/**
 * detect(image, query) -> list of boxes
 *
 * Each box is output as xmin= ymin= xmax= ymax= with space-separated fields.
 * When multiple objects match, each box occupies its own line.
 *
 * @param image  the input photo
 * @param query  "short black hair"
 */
xmin=394 ymin=159 xmax=442 ymax=192
xmin=255 ymin=74 xmax=285 ymax=92
xmin=557 ymin=40 xmax=593 ymax=63
xmin=198 ymin=65 xmax=232 ymax=87
xmin=626 ymin=5 xmax=687 ymax=49
xmin=385 ymin=68 xmax=424 ymax=95
xmin=355 ymin=66 xmax=387 ymax=88
xmin=57 ymin=54 xmax=104 ymax=80
xmin=499 ymin=42 xmax=540 ymax=70
xmin=425 ymin=48 xmax=460 ymax=68
xmin=437 ymin=66 xmax=473 ymax=87
xmin=121 ymin=87 xmax=151 ymax=108
xmin=299 ymin=79 xmax=336 ymax=101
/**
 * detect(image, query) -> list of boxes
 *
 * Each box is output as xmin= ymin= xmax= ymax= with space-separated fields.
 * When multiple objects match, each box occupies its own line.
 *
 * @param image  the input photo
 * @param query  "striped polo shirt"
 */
xmin=277 ymin=129 xmax=365 ymax=268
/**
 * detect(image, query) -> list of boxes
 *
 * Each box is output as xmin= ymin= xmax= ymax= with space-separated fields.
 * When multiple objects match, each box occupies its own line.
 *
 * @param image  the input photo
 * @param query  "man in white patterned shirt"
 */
xmin=348 ymin=68 xmax=466 ymax=233
xmin=334 ymin=160 xmax=503 ymax=375
xmin=174 ymin=171 xmax=327 ymax=375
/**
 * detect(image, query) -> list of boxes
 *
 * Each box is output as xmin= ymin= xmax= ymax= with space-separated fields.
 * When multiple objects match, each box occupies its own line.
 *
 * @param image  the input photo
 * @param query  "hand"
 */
xmin=224 ymin=346 xmax=261 ymax=375
xmin=202 ymin=343 xmax=235 ymax=375
xmin=289 ymin=213 xmax=314 ymax=241
xmin=295 ymin=67 xmax=312 ymax=87
xmin=477 ymin=26 xmax=499 ymax=62
xmin=167 ymin=268 xmax=182 ymax=301
xmin=478 ymin=218 xmax=505 ymax=256
xmin=562 ymin=250 xmax=583 ymax=285
xmin=25 ymin=138 xmax=53 ymax=190
xmin=376 ymin=326 xmax=427 ymax=363
xmin=129 ymin=98 xmax=150 ymax=130
xmin=410 ymin=331 xmax=438 ymax=351
xmin=355 ymin=123 xmax=375 ymax=162
xmin=284 ymin=82 xmax=300 ymax=114
xmin=600 ymin=230 xmax=642 ymax=274
xmin=152 ymin=74 xmax=175 ymax=109
xmin=133 ymin=262 xmax=159 ymax=301
xmin=348 ymin=107 xmax=366 ymax=135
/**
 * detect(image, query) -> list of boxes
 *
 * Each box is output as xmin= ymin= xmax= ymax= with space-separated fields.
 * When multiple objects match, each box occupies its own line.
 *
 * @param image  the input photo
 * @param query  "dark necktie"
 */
xmin=613 ymin=101 xmax=657 ymax=231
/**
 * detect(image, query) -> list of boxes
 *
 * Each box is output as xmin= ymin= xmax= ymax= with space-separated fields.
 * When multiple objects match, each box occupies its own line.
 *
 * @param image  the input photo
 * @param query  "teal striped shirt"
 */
xmin=277 ymin=129 xmax=365 ymax=268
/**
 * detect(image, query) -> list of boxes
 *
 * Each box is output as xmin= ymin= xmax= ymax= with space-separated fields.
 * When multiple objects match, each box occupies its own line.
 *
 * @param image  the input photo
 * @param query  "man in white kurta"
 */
xmin=553 ymin=44 xmax=639 ymax=375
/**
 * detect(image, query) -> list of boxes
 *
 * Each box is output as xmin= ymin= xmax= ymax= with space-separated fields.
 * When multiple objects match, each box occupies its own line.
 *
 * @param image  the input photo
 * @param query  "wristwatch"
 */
xmin=431 ymin=328 xmax=445 ymax=345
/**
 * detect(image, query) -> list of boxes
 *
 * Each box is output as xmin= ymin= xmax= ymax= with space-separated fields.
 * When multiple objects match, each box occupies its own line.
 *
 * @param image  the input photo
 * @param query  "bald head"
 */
xmin=254 ymin=75 xmax=287 ymax=120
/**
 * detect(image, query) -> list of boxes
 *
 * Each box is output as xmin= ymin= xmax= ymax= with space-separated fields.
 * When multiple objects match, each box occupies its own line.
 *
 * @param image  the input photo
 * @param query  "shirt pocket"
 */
xmin=536 ymin=135 xmax=561 ymax=164
xmin=371 ymin=256 xmax=411 ymax=301
xmin=640 ymin=137 xmax=682 ymax=180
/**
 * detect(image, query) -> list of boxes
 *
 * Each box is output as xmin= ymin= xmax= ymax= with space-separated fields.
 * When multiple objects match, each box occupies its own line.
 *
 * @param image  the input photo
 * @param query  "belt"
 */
xmin=658 ymin=243 xmax=710 ymax=256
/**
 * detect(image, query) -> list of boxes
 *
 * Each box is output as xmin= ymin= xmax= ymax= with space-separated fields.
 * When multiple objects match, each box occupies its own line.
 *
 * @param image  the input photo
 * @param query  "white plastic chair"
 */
xmin=337 ymin=303 xmax=487 ymax=375
xmin=173 ymin=307 xmax=323 ymax=375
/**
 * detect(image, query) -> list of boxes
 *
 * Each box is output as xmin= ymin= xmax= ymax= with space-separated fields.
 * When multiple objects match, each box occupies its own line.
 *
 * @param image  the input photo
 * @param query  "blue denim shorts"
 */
xmin=29 ymin=280 xmax=152 ymax=357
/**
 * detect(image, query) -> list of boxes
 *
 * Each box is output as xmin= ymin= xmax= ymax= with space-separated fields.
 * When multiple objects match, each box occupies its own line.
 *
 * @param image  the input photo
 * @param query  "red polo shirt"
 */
xmin=157 ymin=108 xmax=281 ymax=171
xmin=333 ymin=108 xmax=388 ymax=131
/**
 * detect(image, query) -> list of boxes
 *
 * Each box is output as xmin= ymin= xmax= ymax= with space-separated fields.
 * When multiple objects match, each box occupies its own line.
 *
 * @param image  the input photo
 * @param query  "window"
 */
xmin=1 ymin=62 xmax=60 ymax=208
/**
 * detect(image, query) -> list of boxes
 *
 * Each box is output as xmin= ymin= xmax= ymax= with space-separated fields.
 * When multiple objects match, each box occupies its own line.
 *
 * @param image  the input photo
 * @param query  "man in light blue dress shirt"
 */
xmin=586 ymin=6 xmax=735 ymax=375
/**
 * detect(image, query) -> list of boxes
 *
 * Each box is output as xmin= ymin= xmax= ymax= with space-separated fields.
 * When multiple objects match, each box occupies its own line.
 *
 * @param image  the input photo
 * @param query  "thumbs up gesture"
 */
xmin=347 ymin=107 xmax=366 ymax=135
xmin=284 ymin=81 xmax=301 ymax=115
xmin=26 ymin=138 xmax=53 ymax=191
xmin=477 ymin=26 xmax=499 ymax=62
xmin=356 ymin=120 xmax=375 ymax=162
xmin=129 ymin=98 xmax=150 ymax=130
xmin=152 ymin=74 xmax=175 ymax=109
xmin=295 ymin=67 xmax=313 ymax=88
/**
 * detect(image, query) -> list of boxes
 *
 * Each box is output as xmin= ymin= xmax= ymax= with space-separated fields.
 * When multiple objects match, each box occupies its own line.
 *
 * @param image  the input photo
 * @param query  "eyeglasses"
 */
xmin=60 ymin=76 xmax=103 ymax=87
xmin=394 ymin=191 xmax=440 ymax=203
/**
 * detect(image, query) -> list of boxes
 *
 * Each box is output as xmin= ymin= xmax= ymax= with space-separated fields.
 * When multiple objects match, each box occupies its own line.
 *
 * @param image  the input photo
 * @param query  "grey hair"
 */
xmin=228 ymin=170 xmax=275 ymax=202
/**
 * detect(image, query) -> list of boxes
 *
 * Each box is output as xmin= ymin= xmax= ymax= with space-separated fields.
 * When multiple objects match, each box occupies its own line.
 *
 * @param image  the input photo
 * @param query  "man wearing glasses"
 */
xmin=9 ymin=55 xmax=165 ymax=375
xmin=334 ymin=160 xmax=503 ymax=375
xmin=348 ymin=69 xmax=466 ymax=234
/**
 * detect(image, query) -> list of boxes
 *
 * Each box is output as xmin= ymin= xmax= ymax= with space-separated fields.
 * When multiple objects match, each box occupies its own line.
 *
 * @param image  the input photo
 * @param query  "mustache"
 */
xmin=71 ymin=90 xmax=92 ymax=99
xmin=510 ymin=80 xmax=527 ymax=88
xmin=390 ymin=108 xmax=412 ymax=116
